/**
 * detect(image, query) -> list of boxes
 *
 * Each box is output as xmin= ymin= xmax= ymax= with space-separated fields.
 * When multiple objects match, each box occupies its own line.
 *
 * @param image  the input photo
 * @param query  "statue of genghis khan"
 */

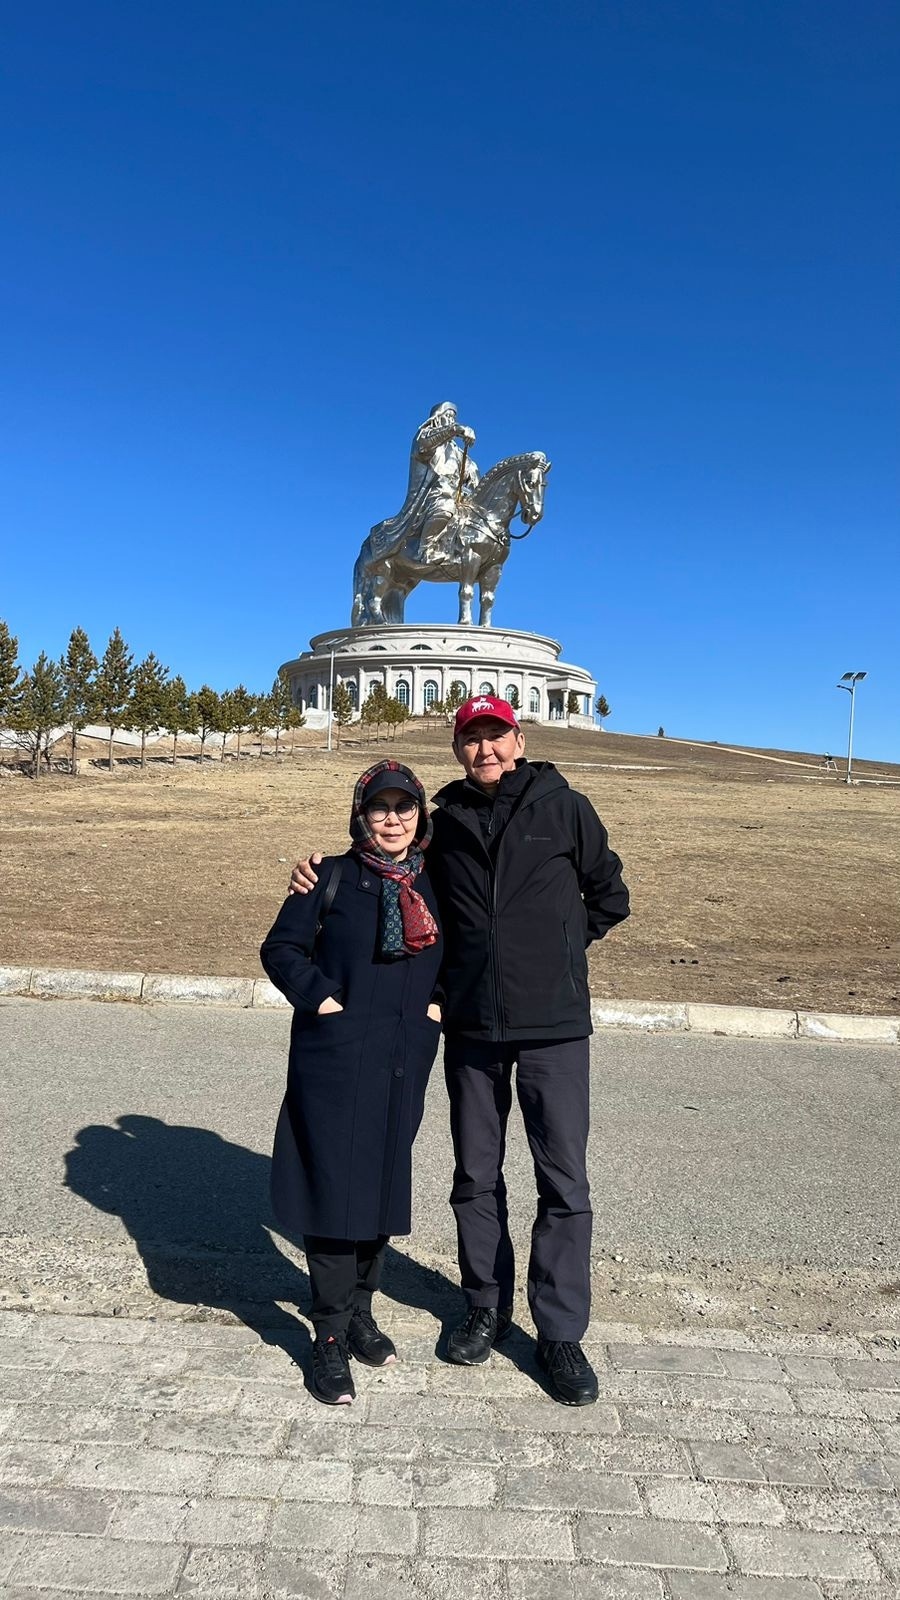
xmin=374 ymin=401 xmax=479 ymax=567
xmin=351 ymin=401 xmax=550 ymax=628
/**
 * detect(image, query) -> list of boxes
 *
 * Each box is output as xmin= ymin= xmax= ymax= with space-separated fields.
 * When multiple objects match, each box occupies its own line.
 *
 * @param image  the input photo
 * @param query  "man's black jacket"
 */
xmin=427 ymin=761 xmax=629 ymax=1042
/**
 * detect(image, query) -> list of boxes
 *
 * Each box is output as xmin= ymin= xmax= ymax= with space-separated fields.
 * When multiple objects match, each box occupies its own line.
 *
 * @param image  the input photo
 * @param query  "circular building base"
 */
xmin=281 ymin=624 xmax=597 ymax=726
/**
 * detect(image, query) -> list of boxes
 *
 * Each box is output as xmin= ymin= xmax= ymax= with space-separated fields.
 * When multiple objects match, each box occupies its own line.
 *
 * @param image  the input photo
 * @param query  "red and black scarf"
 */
xmin=349 ymin=762 xmax=438 ymax=959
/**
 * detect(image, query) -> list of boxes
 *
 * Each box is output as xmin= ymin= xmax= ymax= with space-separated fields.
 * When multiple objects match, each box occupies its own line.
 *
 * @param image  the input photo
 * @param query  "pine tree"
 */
xmin=225 ymin=684 xmax=255 ymax=760
xmin=249 ymin=691 xmax=274 ymax=756
xmin=12 ymin=653 xmax=65 ymax=777
xmin=0 ymin=621 xmax=22 ymax=724
xmin=269 ymin=673 xmax=293 ymax=757
xmin=95 ymin=628 xmax=135 ymax=770
xmin=507 ymin=686 xmax=520 ymax=712
xmin=384 ymin=695 xmax=410 ymax=742
xmin=216 ymin=690 xmax=237 ymax=760
xmin=59 ymin=627 xmax=98 ymax=776
xmin=444 ymin=681 xmax=466 ymax=714
xmin=163 ymin=675 xmax=194 ymax=764
xmin=567 ymin=689 xmax=580 ymax=717
xmin=331 ymin=682 xmax=353 ymax=749
xmin=595 ymin=694 xmax=611 ymax=726
xmin=284 ymin=697 xmax=305 ymax=756
xmin=194 ymin=685 xmax=220 ymax=762
xmin=360 ymin=682 xmax=390 ymax=741
xmin=370 ymin=681 xmax=389 ymax=738
xmin=129 ymin=652 xmax=170 ymax=768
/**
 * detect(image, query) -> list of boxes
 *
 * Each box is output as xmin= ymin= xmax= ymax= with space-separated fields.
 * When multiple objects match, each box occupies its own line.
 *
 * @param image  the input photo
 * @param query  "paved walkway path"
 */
xmin=1 ymin=1305 xmax=899 ymax=1597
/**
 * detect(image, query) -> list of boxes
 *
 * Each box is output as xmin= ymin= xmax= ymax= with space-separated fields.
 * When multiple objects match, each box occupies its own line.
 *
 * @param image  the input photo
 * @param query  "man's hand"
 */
xmin=426 ymin=1003 xmax=442 ymax=1023
xmin=289 ymin=853 xmax=322 ymax=896
xmin=317 ymin=996 xmax=344 ymax=1015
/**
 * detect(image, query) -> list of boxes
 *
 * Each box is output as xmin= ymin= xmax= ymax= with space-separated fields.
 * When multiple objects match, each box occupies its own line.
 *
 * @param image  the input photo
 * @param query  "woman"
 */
xmin=260 ymin=760 xmax=443 ymax=1405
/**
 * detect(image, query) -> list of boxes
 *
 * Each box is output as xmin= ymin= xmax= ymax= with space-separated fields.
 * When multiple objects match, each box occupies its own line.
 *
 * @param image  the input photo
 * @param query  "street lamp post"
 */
xmin=836 ymin=671 xmax=867 ymax=785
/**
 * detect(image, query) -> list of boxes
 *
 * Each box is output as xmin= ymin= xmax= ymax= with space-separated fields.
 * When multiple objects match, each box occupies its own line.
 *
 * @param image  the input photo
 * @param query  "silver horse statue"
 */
xmin=351 ymin=448 xmax=551 ymax=627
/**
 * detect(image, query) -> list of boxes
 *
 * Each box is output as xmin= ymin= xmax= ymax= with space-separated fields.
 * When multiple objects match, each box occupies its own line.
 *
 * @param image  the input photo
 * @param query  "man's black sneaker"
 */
xmin=348 ymin=1309 xmax=397 ymax=1367
xmin=536 ymin=1340 xmax=598 ymax=1406
xmin=309 ymin=1334 xmax=356 ymax=1405
xmin=445 ymin=1305 xmax=513 ymax=1365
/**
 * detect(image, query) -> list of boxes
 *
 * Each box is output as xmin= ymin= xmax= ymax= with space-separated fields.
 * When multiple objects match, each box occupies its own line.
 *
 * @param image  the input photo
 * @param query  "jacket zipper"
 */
xmin=490 ymin=843 xmax=504 ymax=1039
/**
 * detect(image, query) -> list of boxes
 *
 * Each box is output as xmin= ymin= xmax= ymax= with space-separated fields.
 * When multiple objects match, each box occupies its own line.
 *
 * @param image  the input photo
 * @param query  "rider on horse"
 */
xmin=369 ymin=402 xmax=480 ymax=568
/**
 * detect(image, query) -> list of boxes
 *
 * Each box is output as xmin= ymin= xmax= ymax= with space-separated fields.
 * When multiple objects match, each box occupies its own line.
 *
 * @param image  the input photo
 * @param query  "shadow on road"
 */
xmin=63 ymin=1114 xmax=467 ymax=1377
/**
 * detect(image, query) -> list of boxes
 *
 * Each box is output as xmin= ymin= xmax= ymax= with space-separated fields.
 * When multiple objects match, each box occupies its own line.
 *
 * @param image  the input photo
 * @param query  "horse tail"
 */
xmin=351 ymin=545 xmax=368 ymax=627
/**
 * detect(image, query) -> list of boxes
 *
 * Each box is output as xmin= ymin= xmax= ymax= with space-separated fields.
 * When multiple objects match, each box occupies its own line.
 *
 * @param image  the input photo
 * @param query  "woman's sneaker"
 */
xmin=348 ymin=1308 xmax=397 ymax=1366
xmin=310 ymin=1334 xmax=356 ymax=1404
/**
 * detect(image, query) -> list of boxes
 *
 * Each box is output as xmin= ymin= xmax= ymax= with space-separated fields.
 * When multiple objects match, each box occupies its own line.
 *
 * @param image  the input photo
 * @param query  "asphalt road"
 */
xmin=2 ymin=996 xmax=898 ymax=1271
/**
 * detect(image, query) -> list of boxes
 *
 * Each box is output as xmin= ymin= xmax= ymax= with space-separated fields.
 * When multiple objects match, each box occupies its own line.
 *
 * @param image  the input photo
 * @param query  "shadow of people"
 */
xmin=63 ymin=1115 xmax=463 ymax=1374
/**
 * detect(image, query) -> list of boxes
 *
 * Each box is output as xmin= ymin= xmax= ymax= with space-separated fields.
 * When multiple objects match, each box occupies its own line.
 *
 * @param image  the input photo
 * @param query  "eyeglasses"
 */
xmin=364 ymin=798 xmax=419 ymax=822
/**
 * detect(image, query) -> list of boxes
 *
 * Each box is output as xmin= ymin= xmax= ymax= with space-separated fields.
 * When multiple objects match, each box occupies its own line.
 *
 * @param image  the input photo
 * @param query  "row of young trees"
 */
xmin=0 ymin=621 xmax=306 ymax=778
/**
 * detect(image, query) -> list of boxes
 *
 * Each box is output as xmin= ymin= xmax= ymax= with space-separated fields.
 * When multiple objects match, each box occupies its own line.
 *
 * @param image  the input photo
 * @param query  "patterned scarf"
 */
xmin=349 ymin=761 xmax=439 ymax=960
xmin=352 ymin=843 xmax=439 ymax=958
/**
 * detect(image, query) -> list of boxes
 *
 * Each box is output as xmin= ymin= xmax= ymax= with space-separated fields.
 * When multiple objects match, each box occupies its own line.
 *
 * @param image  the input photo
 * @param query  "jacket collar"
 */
xmin=432 ymin=760 xmax=568 ymax=813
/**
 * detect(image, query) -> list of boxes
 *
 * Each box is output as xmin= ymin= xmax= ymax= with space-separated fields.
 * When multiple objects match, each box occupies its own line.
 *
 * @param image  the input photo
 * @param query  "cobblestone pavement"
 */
xmin=0 ymin=1307 xmax=899 ymax=1597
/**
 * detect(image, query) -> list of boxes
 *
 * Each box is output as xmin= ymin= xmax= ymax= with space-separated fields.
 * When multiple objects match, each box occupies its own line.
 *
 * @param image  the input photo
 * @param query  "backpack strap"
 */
xmin=314 ymin=857 xmax=344 ymax=942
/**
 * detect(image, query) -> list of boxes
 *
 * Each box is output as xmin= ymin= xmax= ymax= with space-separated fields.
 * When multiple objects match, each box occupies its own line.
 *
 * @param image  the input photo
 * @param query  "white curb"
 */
xmin=141 ymin=973 xmax=255 ymax=1007
xmin=29 ymin=968 xmax=143 ymax=1003
xmin=796 ymin=1010 xmax=900 ymax=1045
xmin=591 ymin=1000 xmax=688 ymax=1032
xmin=1 ymin=965 xmax=898 ymax=1045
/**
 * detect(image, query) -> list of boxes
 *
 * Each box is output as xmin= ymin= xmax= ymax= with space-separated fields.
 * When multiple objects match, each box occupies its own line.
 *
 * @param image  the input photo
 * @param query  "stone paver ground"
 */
xmin=0 ymin=1307 xmax=899 ymax=1598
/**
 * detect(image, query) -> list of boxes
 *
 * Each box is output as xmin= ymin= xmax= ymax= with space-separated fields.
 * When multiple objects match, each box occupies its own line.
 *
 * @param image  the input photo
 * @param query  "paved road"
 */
xmin=1 ymin=999 xmax=900 ymax=1598
xmin=1 ymin=998 xmax=898 ymax=1323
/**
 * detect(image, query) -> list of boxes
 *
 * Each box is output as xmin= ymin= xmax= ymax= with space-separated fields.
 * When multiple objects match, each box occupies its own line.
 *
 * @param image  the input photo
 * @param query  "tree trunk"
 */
xmin=140 ymin=729 xmax=147 ymax=768
xmin=108 ymin=727 xmax=115 ymax=770
xmin=274 ymin=728 xmax=281 ymax=756
xmin=236 ymin=729 xmax=242 ymax=759
xmin=172 ymin=730 xmax=178 ymax=766
xmin=70 ymin=725 xmax=78 ymax=777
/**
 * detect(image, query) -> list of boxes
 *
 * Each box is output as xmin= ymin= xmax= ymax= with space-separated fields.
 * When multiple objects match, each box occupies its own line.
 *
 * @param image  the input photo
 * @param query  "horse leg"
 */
xmin=366 ymin=564 xmax=393 ymax=624
xmin=457 ymin=565 xmax=475 ymax=625
xmin=383 ymin=587 xmax=407 ymax=624
xmin=478 ymin=563 xmax=503 ymax=627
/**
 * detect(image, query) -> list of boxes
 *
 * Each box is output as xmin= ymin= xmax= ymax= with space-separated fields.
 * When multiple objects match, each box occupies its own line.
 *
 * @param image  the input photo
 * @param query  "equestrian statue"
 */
xmin=351 ymin=401 xmax=551 ymax=627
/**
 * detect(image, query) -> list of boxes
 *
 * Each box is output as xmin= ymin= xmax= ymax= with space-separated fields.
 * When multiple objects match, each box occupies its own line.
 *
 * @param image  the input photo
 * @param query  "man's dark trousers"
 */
xmin=444 ymin=1036 xmax=592 ymax=1340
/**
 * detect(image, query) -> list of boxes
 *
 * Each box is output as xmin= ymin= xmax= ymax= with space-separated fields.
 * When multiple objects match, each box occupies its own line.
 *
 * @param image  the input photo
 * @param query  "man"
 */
xmin=369 ymin=401 xmax=479 ymax=568
xmin=291 ymin=695 xmax=629 ymax=1404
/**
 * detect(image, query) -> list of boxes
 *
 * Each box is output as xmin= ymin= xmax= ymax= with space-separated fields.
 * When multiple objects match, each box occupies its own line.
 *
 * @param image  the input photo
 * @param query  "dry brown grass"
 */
xmin=2 ymin=724 xmax=898 ymax=1014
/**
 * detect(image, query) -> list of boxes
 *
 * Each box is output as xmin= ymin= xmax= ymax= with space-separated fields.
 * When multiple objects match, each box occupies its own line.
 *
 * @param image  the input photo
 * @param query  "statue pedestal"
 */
xmin=281 ymin=624 xmax=596 ymax=725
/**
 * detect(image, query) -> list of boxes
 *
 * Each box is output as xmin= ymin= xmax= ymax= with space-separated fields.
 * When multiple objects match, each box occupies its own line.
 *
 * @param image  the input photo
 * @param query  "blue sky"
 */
xmin=3 ymin=1 xmax=897 ymax=758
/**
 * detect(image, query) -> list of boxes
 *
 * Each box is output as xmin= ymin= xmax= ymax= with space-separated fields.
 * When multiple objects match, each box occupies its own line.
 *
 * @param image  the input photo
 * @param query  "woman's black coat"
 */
xmin=260 ymin=853 xmax=443 ymax=1240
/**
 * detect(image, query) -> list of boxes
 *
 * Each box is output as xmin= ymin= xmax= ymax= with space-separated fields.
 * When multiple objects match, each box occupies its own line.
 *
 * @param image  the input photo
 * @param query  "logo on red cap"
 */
xmin=453 ymin=695 xmax=520 ymax=738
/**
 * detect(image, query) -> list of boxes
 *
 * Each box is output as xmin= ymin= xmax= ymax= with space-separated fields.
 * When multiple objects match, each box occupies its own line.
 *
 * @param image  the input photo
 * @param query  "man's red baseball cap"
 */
xmin=453 ymin=694 xmax=520 ymax=739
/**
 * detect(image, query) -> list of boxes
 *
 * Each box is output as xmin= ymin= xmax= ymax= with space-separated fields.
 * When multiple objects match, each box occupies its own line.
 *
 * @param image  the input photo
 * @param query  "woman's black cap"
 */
xmin=360 ymin=769 xmax=422 ymax=804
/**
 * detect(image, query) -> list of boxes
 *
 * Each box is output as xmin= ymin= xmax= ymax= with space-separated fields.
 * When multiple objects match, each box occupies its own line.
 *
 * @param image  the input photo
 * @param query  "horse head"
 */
xmin=517 ymin=453 xmax=551 ymax=528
